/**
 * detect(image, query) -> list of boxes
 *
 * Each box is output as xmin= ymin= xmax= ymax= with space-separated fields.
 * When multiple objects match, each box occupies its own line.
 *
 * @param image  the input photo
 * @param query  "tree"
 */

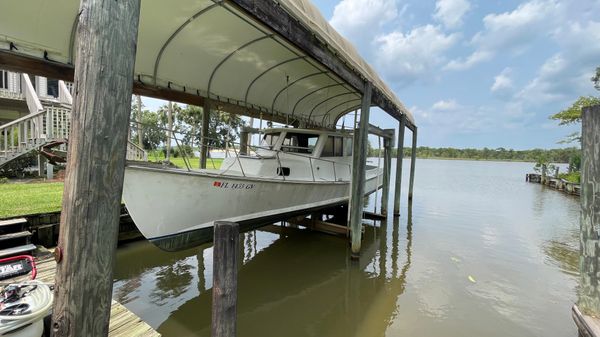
xmin=549 ymin=68 xmax=600 ymax=144
xmin=140 ymin=110 xmax=167 ymax=150
xmin=592 ymin=66 xmax=600 ymax=91
xmin=550 ymin=96 xmax=600 ymax=126
xmin=175 ymin=105 xmax=245 ymax=149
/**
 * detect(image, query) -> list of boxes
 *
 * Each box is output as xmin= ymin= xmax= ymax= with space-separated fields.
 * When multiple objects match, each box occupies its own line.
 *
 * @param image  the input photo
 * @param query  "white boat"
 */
xmin=0 ymin=281 xmax=53 ymax=337
xmin=123 ymin=128 xmax=382 ymax=251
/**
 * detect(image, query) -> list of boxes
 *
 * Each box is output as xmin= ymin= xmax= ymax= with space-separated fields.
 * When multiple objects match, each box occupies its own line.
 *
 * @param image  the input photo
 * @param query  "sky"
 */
xmin=145 ymin=0 xmax=600 ymax=150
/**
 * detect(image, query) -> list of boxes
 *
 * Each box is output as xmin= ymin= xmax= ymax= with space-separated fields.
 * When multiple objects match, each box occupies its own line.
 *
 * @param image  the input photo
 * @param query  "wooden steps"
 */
xmin=0 ymin=218 xmax=27 ymax=227
xmin=0 ymin=244 xmax=36 ymax=258
xmin=0 ymin=217 xmax=34 ymax=258
xmin=0 ymin=230 xmax=32 ymax=241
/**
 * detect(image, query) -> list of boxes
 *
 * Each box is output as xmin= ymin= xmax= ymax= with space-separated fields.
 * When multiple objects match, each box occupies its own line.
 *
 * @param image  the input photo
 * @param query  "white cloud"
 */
xmin=445 ymin=50 xmax=492 ymax=71
xmin=330 ymin=0 xmax=399 ymax=45
xmin=375 ymin=25 xmax=459 ymax=86
xmin=446 ymin=0 xmax=561 ymax=71
xmin=491 ymin=68 xmax=514 ymax=96
xmin=432 ymin=99 xmax=461 ymax=111
xmin=433 ymin=0 xmax=471 ymax=29
xmin=412 ymin=100 xmax=497 ymax=133
xmin=516 ymin=20 xmax=600 ymax=107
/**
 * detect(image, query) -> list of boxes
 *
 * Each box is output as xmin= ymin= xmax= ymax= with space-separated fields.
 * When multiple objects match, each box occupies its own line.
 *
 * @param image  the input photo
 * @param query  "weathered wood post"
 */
xmin=136 ymin=94 xmax=143 ymax=147
xmin=212 ymin=221 xmax=240 ymax=337
xmin=408 ymin=126 xmax=417 ymax=200
xmin=393 ymin=116 xmax=405 ymax=215
xmin=381 ymin=130 xmax=393 ymax=214
xmin=239 ymin=129 xmax=249 ymax=155
xmin=200 ymin=101 xmax=210 ymax=169
xmin=542 ymin=164 xmax=547 ymax=185
xmin=166 ymin=101 xmax=173 ymax=161
xmin=576 ymin=105 xmax=600 ymax=318
xmin=349 ymin=82 xmax=372 ymax=259
xmin=51 ymin=0 xmax=141 ymax=336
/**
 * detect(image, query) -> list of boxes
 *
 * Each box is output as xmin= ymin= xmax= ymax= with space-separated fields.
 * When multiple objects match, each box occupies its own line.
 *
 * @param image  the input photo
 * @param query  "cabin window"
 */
xmin=281 ymin=132 xmax=319 ymax=154
xmin=344 ymin=137 xmax=352 ymax=156
xmin=262 ymin=132 xmax=280 ymax=149
xmin=322 ymin=136 xmax=345 ymax=157
xmin=334 ymin=137 xmax=343 ymax=156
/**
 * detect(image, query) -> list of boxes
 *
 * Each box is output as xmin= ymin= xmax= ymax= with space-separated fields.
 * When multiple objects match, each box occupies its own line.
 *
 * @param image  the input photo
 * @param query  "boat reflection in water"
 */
xmin=113 ymin=205 xmax=413 ymax=337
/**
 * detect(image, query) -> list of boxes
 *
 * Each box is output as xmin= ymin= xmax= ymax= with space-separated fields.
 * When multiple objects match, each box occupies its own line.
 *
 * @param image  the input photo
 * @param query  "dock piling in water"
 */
xmin=212 ymin=221 xmax=240 ymax=337
xmin=381 ymin=132 xmax=393 ymax=214
xmin=349 ymin=81 xmax=372 ymax=259
xmin=393 ymin=116 xmax=405 ymax=215
xmin=408 ymin=127 xmax=417 ymax=200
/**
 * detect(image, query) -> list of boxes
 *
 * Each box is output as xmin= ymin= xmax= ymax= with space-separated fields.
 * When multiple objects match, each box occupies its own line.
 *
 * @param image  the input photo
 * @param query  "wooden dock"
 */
xmin=573 ymin=305 xmax=600 ymax=337
xmin=526 ymin=173 xmax=581 ymax=196
xmin=7 ymin=253 xmax=160 ymax=337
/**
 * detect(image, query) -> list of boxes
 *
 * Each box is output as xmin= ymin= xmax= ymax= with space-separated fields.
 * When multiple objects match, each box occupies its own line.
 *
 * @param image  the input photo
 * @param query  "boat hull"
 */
xmin=123 ymin=166 xmax=382 ymax=251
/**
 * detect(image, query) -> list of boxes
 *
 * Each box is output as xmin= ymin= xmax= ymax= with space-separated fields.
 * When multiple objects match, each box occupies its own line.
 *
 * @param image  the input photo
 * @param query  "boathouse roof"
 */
xmin=0 ymin=0 xmax=415 ymax=129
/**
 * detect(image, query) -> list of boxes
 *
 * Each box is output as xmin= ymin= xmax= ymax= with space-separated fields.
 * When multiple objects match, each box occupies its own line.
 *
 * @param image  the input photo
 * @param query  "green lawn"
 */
xmin=0 ymin=182 xmax=64 ymax=219
xmin=0 ymin=156 xmax=223 ymax=218
xmin=146 ymin=151 xmax=223 ymax=169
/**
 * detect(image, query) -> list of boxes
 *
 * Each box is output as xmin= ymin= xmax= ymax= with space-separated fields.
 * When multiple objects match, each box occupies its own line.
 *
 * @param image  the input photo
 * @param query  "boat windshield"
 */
xmin=281 ymin=132 xmax=319 ymax=154
xmin=261 ymin=132 xmax=281 ymax=150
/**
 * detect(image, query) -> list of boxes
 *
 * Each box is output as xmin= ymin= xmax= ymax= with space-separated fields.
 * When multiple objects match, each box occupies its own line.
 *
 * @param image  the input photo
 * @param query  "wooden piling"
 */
xmin=166 ymin=101 xmax=173 ymax=161
xmin=51 ymin=0 xmax=141 ymax=336
xmin=393 ymin=116 xmax=405 ymax=215
xmin=212 ymin=221 xmax=240 ymax=337
xmin=381 ymin=136 xmax=392 ymax=214
xmin=136 ymin=95 xmax=143 ymax=148
xmin=408 ymin=127 xmax=417 ymax=200
xmin=578 ymin=105 xmax=600 ymax=315
xmin=239 ymin=130 xmax=249 ymax=155
xmin=200 ymin=101 xmax=210 ymax=169
xmin=349 ymin=82 xmax=372 ymax=258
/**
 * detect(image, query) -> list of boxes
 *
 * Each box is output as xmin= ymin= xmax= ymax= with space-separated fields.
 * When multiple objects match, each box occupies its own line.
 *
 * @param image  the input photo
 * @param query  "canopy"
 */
xmin=0 ymin=0 xmax=414 ymax=128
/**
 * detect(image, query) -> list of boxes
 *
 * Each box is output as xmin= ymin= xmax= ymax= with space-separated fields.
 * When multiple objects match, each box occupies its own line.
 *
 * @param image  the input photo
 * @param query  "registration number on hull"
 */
xmin=213 ymin=181 xmax=255 ymax=190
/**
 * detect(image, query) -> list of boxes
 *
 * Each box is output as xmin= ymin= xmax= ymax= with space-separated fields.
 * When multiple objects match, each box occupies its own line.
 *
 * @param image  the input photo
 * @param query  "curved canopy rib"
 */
xmin=207 ymin=34 xmax=274 ymax=97
xmin=152 ymin=3 xmax=222 ymax=84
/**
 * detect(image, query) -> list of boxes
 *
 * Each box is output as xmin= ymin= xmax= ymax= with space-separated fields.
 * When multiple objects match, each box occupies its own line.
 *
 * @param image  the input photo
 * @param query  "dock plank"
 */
xmin=6 ymin=256 xmax=160 ymax=337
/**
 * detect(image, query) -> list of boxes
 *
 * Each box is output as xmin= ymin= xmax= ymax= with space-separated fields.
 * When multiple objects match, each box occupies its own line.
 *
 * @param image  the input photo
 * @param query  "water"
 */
xmin=112 ymin=159 xmax=580 ymax=337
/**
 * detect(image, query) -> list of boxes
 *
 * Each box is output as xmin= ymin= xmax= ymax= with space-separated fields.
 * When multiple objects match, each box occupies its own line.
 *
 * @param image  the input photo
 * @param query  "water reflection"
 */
xmin=112 ymin=159 xmax=580 ymax=337
xmin=112 ymin=207 xmax=414 ymax=337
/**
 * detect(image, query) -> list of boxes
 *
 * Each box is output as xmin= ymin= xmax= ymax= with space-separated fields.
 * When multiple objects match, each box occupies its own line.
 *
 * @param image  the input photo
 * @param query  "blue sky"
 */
xmin=146 ymin=0 xmax=600 ymax=150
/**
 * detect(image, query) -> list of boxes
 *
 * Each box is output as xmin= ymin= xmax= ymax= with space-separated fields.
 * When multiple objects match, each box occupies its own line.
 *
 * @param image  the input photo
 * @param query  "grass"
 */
xmin=146 ymin=151 xmax=223 ymax=169
xmin=558 ymin=171 xmax=581 ymax=184
xmin=0 ymin=154 xmax=224 ymax=218
xmin=0 ymin=182 xmax=64 ymax=219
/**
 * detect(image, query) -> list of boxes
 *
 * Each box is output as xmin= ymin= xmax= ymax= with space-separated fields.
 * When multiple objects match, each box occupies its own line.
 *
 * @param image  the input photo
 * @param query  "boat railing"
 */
xmin=131 ymin=122 xmax=352 ymax=183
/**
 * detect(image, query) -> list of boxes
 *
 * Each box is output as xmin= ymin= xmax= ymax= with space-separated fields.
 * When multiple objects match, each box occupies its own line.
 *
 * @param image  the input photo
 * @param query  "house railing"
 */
xmin=1 ymin=107 xmax=146 ymax=167
xmin=21 ymin=73 xmax=44 ymax=115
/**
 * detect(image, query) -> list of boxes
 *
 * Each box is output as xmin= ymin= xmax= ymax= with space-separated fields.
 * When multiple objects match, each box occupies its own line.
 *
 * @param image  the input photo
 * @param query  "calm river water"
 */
xmin=112 ymin=159 xmax=580 ymax=337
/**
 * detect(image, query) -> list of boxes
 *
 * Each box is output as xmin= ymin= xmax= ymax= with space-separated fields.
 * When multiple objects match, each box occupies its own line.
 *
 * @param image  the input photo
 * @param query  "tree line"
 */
xmin=368 ymin=146 xmax=580 ymax=163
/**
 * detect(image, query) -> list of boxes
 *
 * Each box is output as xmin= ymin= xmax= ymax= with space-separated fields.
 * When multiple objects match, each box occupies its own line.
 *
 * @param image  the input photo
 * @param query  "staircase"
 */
xmin=0 ymin=218 xmax=35 ymax=258
xmin=0 ymin=73 xmax=147 ymax=169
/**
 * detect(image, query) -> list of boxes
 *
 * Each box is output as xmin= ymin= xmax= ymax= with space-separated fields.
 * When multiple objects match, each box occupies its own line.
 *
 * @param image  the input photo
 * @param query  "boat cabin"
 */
xmin=258 ymin=128 xmax=353 ymax=158
xmin=218 ymin=128 xmax=356 ymax=182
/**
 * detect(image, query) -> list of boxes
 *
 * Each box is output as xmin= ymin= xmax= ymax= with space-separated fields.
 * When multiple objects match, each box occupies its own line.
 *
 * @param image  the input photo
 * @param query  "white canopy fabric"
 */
xmin=0 ymin=0 xmax=414 ymax=128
